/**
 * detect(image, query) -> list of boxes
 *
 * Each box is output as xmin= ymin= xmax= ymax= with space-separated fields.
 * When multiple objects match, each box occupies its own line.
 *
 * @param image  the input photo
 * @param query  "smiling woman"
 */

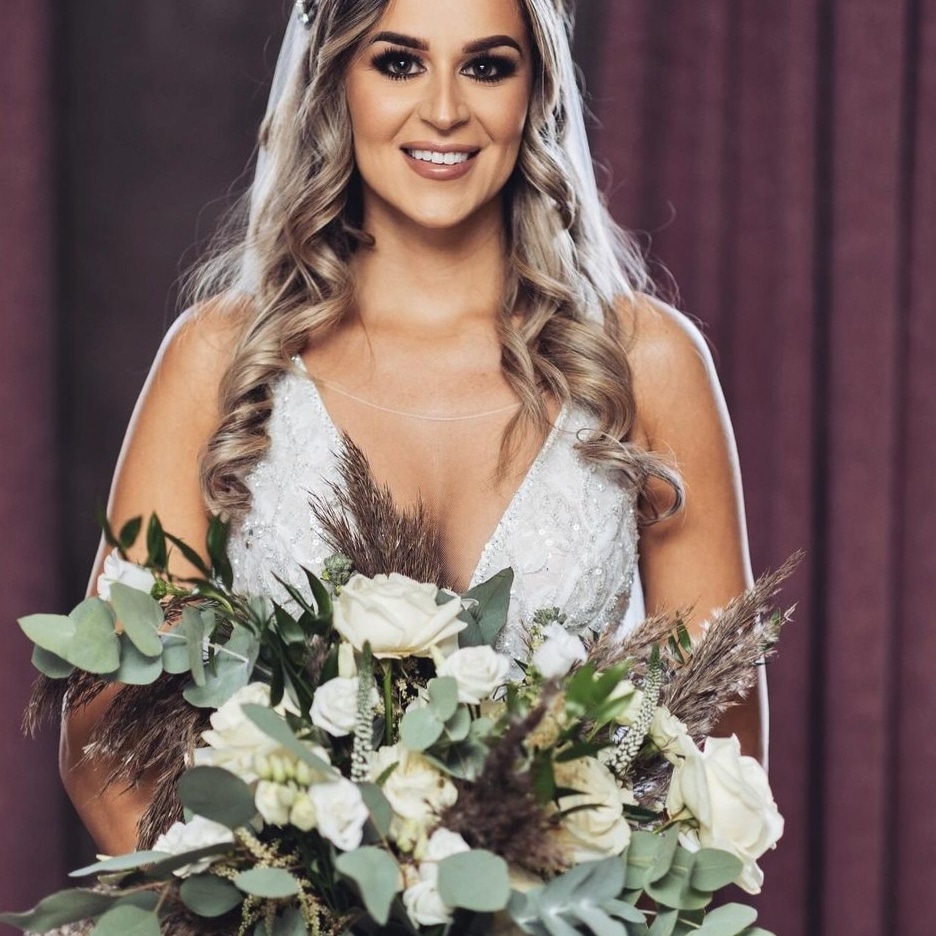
xmin=58 ymin=0 xmax=763 ymax=869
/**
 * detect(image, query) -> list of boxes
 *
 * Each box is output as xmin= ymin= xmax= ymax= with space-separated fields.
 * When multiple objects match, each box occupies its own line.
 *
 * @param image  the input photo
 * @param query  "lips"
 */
xmin=401 ymin=144 xmax=480 ymax=180
xmin=405 ymin=148 xmax=473 ymax=165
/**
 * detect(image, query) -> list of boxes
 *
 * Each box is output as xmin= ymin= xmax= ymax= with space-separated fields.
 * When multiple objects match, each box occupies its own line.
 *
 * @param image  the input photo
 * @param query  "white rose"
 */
xmin=370 ymin=744 xmax=457 ymax=838
xmin=289 ymin=792 xmax=318 ymax=832
xmin=553 ymin=756 xmax=632 ymax=862
xmin=308 ymin=779 xmax=370 ymax=852
xmin=532 ymin=623 xmax=586 ymax=679
xmin=311 ymin=676 xmax=378 ymax=737
xmin=255 ymin=780 xmax=294 ymax=827
xmin=436 ymin=646 xmax=511 ymax=704
xmin=403 ymin=879 xmax=452 ymax=927
xmin=666 ymin=736 xmax=783 ymax=894
xmin=96 ymin=550 xmax=156 ymax=602
xmin=152 ymin=816 xmax=234 ymax=877
xmin=419 ymin=827 xmax=471 ymax=866
xmin=333 ymin=573 xmax=466 ymax=659
xmin=649 ymin=706 xmax=699 ymax=763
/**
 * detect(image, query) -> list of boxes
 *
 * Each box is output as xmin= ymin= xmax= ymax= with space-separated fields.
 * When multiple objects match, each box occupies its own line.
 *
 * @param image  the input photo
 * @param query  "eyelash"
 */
xmin=370 ymin=48 xmax=518 ymax=84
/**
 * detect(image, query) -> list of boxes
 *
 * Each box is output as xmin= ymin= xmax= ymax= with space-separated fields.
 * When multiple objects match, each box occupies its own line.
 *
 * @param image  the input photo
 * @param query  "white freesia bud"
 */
xmin=308 ymin=779 xmax=369 ymax=851
xmin=436 ymin=646 xmax=511 ymax=704
xmin=255 ymin=781 xmax=293 ymax=827
xmin=289 ymin=792 xmax=318 ymax=832
xmin=295 ymin=760 xmax=313 ymax=787
xmin=153 ymin=816 xmax=234 ymax=877
xmin=370 ymin=744 xmax=457 ymax=840
xmin=532 ymin=623 xmax=586 ymax=679
xmin=333 ymin=573 xmax=466 ymax=659
xmin=610 ymin=680 xmax=645 ymax=727
xmin=96 ymin=550 xmax=156 ymax=602
xmin=311 ymin=676 xmax=378 ymax=737
xmin=666 ymin=736 xmax=783 ymax=894
xmin=552 ymin=756 xmax=633 ymax=861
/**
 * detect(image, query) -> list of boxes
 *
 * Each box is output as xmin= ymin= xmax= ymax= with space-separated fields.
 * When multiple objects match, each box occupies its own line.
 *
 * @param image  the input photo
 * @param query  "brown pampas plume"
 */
xmin=311 ymin=436 xmax=452 ymax=589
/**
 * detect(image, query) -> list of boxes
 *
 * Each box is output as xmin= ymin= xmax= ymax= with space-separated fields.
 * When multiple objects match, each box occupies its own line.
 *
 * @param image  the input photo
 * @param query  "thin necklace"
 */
xmin=314 ymin=376 xmax=522 ymax=423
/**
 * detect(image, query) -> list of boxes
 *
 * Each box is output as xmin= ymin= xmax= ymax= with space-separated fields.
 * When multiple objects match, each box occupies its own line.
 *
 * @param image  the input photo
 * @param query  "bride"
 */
xmin=60 ymin=0 xmax=763 ymax=857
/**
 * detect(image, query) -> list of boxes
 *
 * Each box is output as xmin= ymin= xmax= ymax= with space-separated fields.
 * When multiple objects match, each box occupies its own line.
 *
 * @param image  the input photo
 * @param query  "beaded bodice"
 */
xmin=228 ymin=364 xmax=644 ymax=663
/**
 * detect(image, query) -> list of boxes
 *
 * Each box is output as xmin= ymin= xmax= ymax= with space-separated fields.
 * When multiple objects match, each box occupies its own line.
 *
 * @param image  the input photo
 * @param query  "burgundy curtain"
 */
xmin=1 ymin=2 xmax=933 ymax=934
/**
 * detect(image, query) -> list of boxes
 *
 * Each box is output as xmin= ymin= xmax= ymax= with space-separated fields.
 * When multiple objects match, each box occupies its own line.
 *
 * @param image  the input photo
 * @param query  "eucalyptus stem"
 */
xmin=383 ymin=662 xmax=394 ymax=746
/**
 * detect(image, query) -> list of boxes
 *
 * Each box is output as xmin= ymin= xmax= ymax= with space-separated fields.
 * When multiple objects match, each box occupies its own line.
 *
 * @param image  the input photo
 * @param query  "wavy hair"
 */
xmin=191 ymin=0 xmax=683 ymax=521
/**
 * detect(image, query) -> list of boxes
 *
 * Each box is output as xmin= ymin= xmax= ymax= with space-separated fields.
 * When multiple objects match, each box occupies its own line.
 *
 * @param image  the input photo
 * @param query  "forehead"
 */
xmin=374 ymin=0 xmax=529 ymax=45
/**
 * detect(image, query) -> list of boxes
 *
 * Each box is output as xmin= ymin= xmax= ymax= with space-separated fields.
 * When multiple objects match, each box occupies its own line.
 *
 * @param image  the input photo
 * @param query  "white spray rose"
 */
xmin=311 ymin=676 xmax=378 ymax=737
xmin=553 ymin=756 xmax=633 ymax=861
xmin=667 ymin=735 xmax=783 ymax=894
xmin=289 ymin=792 xmax=318 ymax=832
xmin=403 ymin=830 xmax=471 ymax=927
xmin=152 ymin=816 xmax=234 ymax=877
xmin=255 ymin=780 xmax=295 ymax=827
xmin=532 ymin=622 xmax=587 ymax=679
xmin=96 ymin=550 xmax=156 ymax=602
xmin=650 ymin=706 xmax=699 ymax=763
xmin=436 ymin=646 xmax=511 ymax=704
xmin=333 ymin=573 xmax=465 ymax=659
xmin=308 ymin=779 xmax=370 ymax=852
xmin=370 ymin=744 xmax=458 ymax=838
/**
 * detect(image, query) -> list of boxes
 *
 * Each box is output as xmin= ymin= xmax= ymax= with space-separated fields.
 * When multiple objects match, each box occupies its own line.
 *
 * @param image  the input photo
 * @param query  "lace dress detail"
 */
xmin=228 ymin=364 xmax=644 ymax=663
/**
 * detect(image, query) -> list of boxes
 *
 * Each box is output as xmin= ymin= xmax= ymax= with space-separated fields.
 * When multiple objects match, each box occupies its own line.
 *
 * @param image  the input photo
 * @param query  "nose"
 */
xmin=416 ymin=73 xmax=470 ymax=131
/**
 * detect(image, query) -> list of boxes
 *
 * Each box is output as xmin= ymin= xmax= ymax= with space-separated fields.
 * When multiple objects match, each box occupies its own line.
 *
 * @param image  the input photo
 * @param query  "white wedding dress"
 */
xmin=228 ymin=362 xmax=644 ymax=656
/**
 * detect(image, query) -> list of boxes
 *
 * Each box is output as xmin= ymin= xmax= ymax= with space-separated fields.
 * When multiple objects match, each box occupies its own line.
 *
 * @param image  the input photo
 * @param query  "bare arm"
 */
xmin=60 ymin=301 xmax=245 ymax=854
xmin=625 ymin=298 xmax=767 ymax=764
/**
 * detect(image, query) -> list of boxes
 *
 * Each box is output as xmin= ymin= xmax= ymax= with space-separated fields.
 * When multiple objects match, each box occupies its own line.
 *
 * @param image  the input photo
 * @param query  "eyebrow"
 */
xmin=370 ymin=31 xmax=524 ymax=56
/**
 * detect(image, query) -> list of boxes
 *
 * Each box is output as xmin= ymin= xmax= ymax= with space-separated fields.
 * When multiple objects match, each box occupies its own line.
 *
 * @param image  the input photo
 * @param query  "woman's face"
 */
xmin=344 ymin=0 xmax=533 ymax=235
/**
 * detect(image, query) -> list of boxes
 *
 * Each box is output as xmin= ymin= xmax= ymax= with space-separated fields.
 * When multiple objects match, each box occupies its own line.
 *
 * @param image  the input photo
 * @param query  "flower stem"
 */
xmin=383 ymin=662 xmax=393 ymax=746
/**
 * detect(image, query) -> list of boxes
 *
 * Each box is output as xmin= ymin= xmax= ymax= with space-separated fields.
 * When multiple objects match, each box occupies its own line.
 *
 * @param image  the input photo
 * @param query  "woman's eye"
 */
xmin=372 ymin=50 xmax=424 ymax=81
xmin=463 ymin=55 xmax=517 ymax=83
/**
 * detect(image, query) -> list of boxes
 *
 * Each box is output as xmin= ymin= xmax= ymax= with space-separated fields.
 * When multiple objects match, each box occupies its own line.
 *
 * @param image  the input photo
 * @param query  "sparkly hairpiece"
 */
xmin=294 ymin=0 xmax=319 ymax=27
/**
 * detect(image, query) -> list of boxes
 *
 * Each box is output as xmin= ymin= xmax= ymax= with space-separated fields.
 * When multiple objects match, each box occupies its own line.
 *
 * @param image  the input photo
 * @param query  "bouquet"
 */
xmin=2 ymin=507 xmax=791 ymax=936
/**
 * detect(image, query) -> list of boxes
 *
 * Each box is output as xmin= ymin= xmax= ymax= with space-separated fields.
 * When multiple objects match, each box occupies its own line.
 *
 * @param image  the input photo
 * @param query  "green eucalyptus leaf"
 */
xmin=571 ymin=904 xmax=628 ymax=936
xmin=335 ymin=847 xmax=401 ymax=925
xmin=113 ymin=634 xmax=164 ymax=685
xmin=0 ymin=889 xmax=118 ymax=932
xmin=400 ymin=707 xmax=444 ymax=752
xmin=91 ymin=904 xmax=160 ymax=936
xmin=179 ymin=606 xmax=208 ymax=687
xmin=624 ymin=831 xmax=661 ymax=890
xmin=691 ymin=849 xmax=744 ymax=892
xmin=359 ymin=782 xmax=393 ymax=838
xmin=20 ymin=614 xmax=76 ymax=658
xmin=239 ymin=704 xmax=334 ymax=776
xmin=177 ymin=767 xmax=257 ymax=829
xmin=233 ymin=867 xmax=300 ymax=899
xmin=145 ymin=844 xmax=233 ymax=879
xmin=601 ymin=899 xmax=647 ymax=924
xmin=427 ymin=677 xmax=459 ymax=721
xmin=444 ymin=705 xmax=472 ymax=742
xmin=272 ymin=906 xmax=309 ymax=936
xmin=162 ymin=634 xmax=191 ymax=675
xmin=70 ymin=851 xmax=168 ymax=877
xmin=460 ymin=568 xmax=514 ymax=647
xmin=31 ymin=645 xmax=75 ymax=679
xmin=437 ymin=851 xmax=510 ymax=911
xmin=108 ymin=583 xmax=163 ymax=658
xmin=648 ymin=908 xmax=679 ymax=936
xmin=648 ymin=826 xmax=680 ymax=882
xmin=179 ymin=874 xmax=244 ymax=917
xmin=66 ymin=599 xmax=120 ymax=674
xmin=694 ymin=904 xmax=758 ymax=936
xmin=645 ymin=848 xmax=710 ymax=912
xmin=183 ymin=627 xmax=258 ymax=708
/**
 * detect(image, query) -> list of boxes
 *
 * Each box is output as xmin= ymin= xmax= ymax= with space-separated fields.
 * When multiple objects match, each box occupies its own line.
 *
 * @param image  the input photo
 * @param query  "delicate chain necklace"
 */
xmin=314 ymin=377 xmax=522 ymax=423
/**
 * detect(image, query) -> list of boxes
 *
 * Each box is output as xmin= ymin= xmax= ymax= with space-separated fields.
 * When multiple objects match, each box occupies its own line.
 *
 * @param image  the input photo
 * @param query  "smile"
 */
xmin=403 ymin=148 xmax=476 ymax=165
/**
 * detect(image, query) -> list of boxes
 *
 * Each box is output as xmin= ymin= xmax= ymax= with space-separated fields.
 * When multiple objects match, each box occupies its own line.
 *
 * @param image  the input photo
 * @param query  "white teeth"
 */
xmin=407 ymin=149 xmax=471 ymax=165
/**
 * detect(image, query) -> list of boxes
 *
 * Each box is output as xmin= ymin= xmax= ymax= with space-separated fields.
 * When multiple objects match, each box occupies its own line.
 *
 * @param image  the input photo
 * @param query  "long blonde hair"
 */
xmin=191 ymin=0 xmax=683 ymax=521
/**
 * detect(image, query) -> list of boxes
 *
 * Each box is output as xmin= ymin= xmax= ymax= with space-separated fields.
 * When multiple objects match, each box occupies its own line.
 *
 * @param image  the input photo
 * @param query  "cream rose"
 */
xmin=532 ymin=623 xmax=586 ymax=679
xmin=152 ymin=816 xmax=234 ymax=877
xmin=370 ymin=744 xmax=458 ymax=838
xmin=436 ymin=646 xmax=511 ymax=704
xmin=311 ymin=676 xmax=378 ymax=737
xmin=333 ymin=573 xmax=465 ymax=659
xmin=553 ymin=756 xmax=632 ymax=861
xmin=308 ymin=779 xmax=370 ymax=852
xmin=96 ymin=550 xmax=156 ymax=602
xmin=666 ymin=735 xmax=783 ymax=894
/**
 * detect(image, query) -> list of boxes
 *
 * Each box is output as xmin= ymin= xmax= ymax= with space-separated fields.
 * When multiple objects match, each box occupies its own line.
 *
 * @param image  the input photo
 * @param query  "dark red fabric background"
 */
xmin=2 ymin=2 xmax=934 ymax=934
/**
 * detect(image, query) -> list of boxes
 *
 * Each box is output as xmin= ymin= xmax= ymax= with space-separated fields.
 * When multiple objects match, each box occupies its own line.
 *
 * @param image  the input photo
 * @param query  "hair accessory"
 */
xmin=294 ymin=0 xmax=318 ymax=27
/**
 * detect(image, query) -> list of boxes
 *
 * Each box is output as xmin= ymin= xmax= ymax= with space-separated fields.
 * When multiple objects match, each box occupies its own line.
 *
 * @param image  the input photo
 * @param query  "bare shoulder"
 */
xmin=615 ymin=294 xmax=723 ymax=449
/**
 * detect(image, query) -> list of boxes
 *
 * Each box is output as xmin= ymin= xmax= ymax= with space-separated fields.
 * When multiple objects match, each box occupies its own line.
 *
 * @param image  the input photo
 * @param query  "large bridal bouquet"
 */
xmin=3 ymin=506 xmax=790 ymax=936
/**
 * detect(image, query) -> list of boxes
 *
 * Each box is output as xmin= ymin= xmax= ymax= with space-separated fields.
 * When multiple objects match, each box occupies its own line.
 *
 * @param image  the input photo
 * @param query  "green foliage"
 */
xmin=177 ymin=767 xmax=257 ymax=829
xmin=335 ymin=847 xmax=402 ymax=925
xmin=437 ymin=851 xmax=510 ymax=912
xmin=91 ymin=903 xmax=161 ymax=936
xmin=240 ymin=704 xmax=333 ymax=776
xmin=234 ymin=868 xmax=301 ymax=899
xmin=69 ymin=851 xmax=168 ymax=878
xmin=0 ymin=889 xmax=119 ymax=932
xmin=108 ymin=583 xmax=164 ymax=657
xmin=179 ymin=874 xmax=244 ymax=917
xmin=400 ymin=677 xmax=468 ymax=753
xmin=458 ymin=568 xmax=514 ymax=647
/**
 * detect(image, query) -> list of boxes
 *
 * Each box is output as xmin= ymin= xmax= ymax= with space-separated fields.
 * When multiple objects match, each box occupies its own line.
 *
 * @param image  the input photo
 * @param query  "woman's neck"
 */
xmin=350 ymin=202 xmax=510 ymax=332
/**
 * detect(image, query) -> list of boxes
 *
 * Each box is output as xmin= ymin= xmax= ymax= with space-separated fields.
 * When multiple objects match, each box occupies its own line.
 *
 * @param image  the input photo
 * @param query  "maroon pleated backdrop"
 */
xmin=1 ymin=2 xmax=934 ymax=934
